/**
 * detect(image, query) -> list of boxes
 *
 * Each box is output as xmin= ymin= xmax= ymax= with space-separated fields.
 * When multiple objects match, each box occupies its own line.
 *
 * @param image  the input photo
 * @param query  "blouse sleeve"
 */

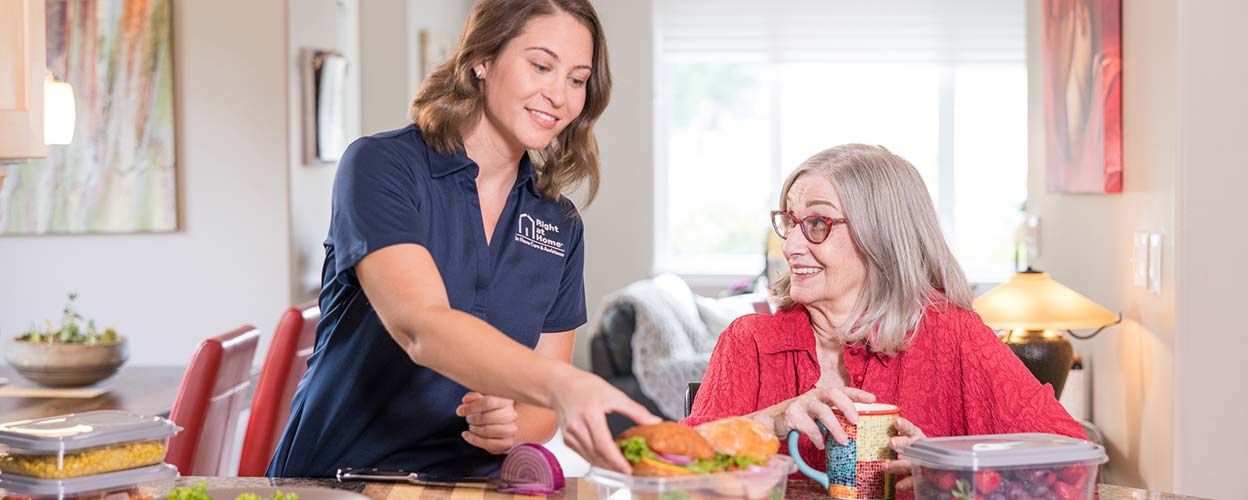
xmin=681 ymin=316 xmax=763 ymax=426
xmin=958 ymin=311 xmax=1088 ymax=440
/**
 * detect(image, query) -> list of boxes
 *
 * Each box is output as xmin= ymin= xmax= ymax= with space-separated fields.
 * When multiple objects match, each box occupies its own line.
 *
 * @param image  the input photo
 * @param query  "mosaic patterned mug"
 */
xmin=788 ymin=402 xmax=900 ymax=500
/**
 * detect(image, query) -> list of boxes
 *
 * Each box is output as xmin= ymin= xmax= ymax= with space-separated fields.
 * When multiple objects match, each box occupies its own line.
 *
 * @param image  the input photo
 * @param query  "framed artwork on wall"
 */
xmin=0 ymin=0 xmax=177 ymax=234
xmin=300 ymin=49 xmax=349 ymax=164
xmin=1043 ymin=0 xmax=1123 ymax=194
xmin=419 ymin=30 xmax=456 ymax=81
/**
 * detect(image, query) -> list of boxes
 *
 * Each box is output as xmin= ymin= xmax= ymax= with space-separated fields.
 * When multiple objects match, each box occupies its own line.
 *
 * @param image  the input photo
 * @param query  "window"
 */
xmin=655 ymin=0 xmax=1028 ymax=284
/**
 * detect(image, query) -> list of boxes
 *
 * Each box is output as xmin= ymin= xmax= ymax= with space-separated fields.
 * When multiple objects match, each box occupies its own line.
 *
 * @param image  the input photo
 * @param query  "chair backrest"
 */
xmin=237 ymin=301 xmax=320 ymax=476
xmin=685 ymin=382 xmax=701 ymax=418
xmin=166 ymin=325 xmax=261 ymax=476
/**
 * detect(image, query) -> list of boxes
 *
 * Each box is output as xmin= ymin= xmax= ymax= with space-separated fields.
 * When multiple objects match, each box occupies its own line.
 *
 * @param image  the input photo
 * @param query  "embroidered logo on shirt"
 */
xmin=516 ymin=213 xmax=565 ymax=257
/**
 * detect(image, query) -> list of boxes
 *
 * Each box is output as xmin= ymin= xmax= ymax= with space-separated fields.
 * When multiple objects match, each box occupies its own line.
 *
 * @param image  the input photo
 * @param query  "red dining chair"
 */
xmin=166 ymin=325 xmax=261 ymax=476
xmin=237 ymin=301 xmax=320 ymax=476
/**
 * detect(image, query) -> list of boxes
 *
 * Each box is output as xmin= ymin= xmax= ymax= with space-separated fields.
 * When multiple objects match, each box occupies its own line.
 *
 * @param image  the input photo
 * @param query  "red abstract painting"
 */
xmin=1043 ymin=0 xmax=1122 ymax=194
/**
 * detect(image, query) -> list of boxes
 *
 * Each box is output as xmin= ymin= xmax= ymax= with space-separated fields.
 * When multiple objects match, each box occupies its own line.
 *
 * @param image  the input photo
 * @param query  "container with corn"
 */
xmin=0 ymin=464 xmax=178 ymax=500
xmin=0 ymin=411 xmax=182 ymax=500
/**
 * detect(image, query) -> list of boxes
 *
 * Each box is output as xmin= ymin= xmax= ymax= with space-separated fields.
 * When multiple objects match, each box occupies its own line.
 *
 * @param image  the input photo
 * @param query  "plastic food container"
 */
xmin=0 ymin=463 xmax=178 ymax=500
xmin=0 ymin=411 xmax=181 ymax=479
xmin=585 ymin=455 xmax=796 ymax=500
xmin=900 ymin=433 xmax=1107 ymax=500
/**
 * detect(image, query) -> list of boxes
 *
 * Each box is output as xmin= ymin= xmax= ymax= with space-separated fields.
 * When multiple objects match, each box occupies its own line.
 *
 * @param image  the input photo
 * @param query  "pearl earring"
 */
xmin=474 ymin=68 xmax=484 ymax=79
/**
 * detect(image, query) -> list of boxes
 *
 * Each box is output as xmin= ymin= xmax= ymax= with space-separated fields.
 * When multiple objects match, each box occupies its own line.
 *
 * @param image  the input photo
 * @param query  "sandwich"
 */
xmin=616 ymin=418 xmax=780 ymax=477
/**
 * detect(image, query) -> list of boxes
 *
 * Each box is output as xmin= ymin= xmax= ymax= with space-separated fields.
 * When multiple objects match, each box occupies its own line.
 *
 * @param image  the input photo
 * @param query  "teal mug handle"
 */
xmin=788 ymin=430 xmax=829 ymax=490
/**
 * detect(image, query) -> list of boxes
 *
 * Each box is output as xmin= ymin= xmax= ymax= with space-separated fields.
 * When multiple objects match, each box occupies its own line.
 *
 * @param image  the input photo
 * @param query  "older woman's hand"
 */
xmin=884 ymin=417 xmax=927 ymax=492
xmin=753 ymin=386 xmax=877 ymax=449
xmin=457 ymin=392 xmax=520 ymax=454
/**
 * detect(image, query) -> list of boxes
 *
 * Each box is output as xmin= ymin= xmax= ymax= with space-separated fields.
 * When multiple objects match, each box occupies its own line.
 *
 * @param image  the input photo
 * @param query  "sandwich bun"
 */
xmin=619 ymin=422 xmax=716 ymax=460
xmin=694 ymin=417 xmax=780 ymax=459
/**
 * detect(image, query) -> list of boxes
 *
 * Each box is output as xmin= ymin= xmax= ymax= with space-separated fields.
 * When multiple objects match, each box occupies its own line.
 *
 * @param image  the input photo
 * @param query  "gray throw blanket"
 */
xmin=598 ymin=275 xmax=720 ymax=420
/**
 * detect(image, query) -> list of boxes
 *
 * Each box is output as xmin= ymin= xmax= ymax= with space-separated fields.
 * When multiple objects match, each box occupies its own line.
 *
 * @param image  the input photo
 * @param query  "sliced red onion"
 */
xmin=501 ymin=443 xmax=566 ymax=492
xmin=655 ymin=452 xmax=694 ymax=465
xmin=498 ymin=484 xmax=557 ymax=496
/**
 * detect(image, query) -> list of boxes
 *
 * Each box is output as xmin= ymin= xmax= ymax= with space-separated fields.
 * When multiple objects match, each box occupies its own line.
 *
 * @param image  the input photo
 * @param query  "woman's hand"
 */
xmin=755 ymin=387 xmax=877 ymax=449
xmin=884 ymin=417 xmax=927 ymax=492
xmin=549 ymin=370 xmax=661 ymax=474
xmin=457 ymin=392 xmax=520 ymax=455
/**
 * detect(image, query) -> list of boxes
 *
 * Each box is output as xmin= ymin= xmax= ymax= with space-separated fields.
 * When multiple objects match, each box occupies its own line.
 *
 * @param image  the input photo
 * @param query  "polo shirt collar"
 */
xmin=426 ymin=142 xmax=475 ymax=179
xmin=427 ymin=143 xmax=541 ymax=197
xmin=514 ymin=153 xmax=540 ymax=196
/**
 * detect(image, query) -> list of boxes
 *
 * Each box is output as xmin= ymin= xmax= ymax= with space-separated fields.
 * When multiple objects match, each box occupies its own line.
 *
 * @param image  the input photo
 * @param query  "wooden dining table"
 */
xmin=0 ymin=365 xmax=186 ymax=421
xmin=175 ymin=475 xmax=1210 ymax=500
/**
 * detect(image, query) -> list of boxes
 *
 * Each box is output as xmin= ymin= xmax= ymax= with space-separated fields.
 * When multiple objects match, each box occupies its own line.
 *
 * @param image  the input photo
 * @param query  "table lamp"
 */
xmin=972 ymin=268 xmax=1120 ymax=398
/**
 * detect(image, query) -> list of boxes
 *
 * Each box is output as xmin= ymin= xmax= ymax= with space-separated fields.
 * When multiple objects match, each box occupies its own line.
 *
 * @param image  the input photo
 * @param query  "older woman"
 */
xmin=683 ymin=144 xmax=1084 ymax=491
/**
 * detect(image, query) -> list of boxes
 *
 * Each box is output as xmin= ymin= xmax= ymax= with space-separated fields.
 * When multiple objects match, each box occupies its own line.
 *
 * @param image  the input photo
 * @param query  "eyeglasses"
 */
xmin=770 ymin=210 xmax=849 ymax=244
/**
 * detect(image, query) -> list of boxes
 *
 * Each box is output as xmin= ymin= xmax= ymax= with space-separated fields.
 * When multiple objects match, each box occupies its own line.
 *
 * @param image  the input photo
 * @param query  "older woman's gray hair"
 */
xmin=772 ymin=144 xmax=972 ymax=356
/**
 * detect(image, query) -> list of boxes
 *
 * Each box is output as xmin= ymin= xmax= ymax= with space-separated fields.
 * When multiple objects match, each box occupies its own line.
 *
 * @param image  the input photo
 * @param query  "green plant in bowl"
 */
xmin=18 ymin=293 xmax=121 ymax=344
xmin=6 ymin=293 xmax=129 ymax=387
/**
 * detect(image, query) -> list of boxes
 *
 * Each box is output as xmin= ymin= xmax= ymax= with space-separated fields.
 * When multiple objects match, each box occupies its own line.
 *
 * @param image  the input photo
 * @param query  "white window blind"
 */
xmin=658 ymin=0 xmax=1025 ymax=63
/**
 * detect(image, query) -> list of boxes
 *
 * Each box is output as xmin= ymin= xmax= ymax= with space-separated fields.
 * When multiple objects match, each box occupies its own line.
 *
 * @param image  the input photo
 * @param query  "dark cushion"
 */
xmin=590 ymin=302 xmax=666 ymax=435
xmin=590 ymin=302 xmax=636 ymax=378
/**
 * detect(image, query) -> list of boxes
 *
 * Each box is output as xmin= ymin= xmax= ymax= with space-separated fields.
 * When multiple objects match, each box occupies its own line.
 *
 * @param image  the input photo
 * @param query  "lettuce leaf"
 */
xmin=168 ymin=483 xmax=211 ymax=500
xmin=262 ymin=491 xmax=298 ymax=500
xmin=617 ymin=437 xmax=767 ymax=473
xmin=166 ymin=482 xmax=298 ymax=500
xmin=618 ymin=436 xmax=656 ymax=464
xmin=685 ymin=453 xmax=767 ymax=474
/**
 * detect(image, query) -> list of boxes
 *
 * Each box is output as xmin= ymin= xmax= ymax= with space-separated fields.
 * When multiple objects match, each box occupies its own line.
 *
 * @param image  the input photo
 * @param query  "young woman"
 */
xmin=268 ymin=0 xmax=655 ymax=478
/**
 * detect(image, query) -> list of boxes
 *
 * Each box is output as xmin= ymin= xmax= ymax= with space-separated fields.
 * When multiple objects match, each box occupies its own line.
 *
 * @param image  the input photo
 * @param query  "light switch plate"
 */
xmin=1024 ymin=215 xmax=1041 ymax=263
xmin=1148 ymin=233 xmax=1163 ymax=295
xmin=1133 ymin=232 xmax=1149 ymax=288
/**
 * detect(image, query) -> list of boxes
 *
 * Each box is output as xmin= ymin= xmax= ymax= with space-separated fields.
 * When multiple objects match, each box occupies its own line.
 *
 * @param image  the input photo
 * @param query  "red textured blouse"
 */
xmin=682 ymin=302 xmax=1086 ymax=475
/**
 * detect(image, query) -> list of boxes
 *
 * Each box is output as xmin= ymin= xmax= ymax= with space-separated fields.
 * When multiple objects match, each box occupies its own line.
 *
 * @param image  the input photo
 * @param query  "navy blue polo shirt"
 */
xmin=267 ymin=125 xmax=587 ymax=478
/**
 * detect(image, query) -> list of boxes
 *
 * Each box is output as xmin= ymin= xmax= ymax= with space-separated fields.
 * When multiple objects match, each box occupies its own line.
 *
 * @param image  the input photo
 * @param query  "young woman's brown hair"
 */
xmin=411 ymin=0 xmax=610 ymax=205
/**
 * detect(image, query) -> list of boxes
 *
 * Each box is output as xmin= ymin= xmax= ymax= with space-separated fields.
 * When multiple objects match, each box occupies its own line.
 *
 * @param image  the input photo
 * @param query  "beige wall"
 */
xmin=1026 ymin=0 xmax=1178 ymax=490
xmin=1173 ymin=1 xmax=1248 ymax=498
xmin=0 ymin=0 xmax=292 ymax=365
xmin=359 ymin=0 xmax=412 ymax=136
xmin=1029 ymin=0 xmax=1248 ymax=497
xmin=288 ymin=0 xmax=362 ymax=303
xmin=359 ymin=0 xmax=471 ymax=136
xmin=571 ymin=0 xmax=656 ymax=368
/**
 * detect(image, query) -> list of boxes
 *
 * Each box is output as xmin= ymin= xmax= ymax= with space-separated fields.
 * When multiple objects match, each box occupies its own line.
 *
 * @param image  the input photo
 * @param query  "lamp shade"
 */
xmin=44 ymin=74 xmax=76 ymax=145
xmin=972 ymin=270 xmax=1118 ymax=330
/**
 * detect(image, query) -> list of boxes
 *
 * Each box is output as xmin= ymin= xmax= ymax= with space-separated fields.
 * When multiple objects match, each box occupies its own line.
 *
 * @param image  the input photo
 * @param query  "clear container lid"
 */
xmin=0 ymin=463 xmax=178 ymax=496
xmin=0 ymin=411 xmax=182 ymax=454
xmin=900 ymin=433 xmax=1107 ymax=469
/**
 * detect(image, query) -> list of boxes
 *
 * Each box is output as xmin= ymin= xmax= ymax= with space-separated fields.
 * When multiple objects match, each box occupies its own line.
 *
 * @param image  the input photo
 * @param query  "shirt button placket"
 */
xmin=465 ymin=173 xmax=490 ymax=317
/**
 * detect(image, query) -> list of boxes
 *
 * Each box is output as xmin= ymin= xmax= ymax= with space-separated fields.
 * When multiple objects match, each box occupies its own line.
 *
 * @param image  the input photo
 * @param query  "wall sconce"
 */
xmin=972 ymin=268 xmax=1121 ymax=398
xmin=44 ymin=72 xmax=76 ymax=145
